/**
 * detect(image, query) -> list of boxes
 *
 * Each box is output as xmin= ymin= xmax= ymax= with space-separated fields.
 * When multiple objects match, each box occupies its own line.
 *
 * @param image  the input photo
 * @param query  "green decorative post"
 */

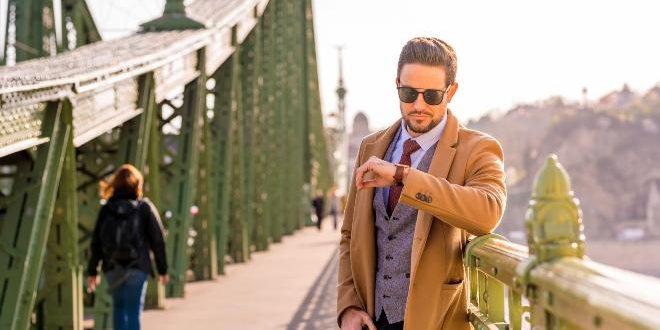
xmin=140 ymin=0 xmax=204 ymax=32
xmin=525 ymin=154 xmax=585 ymax=262
xmin=525 ymin=154 xmax=585 ymax=329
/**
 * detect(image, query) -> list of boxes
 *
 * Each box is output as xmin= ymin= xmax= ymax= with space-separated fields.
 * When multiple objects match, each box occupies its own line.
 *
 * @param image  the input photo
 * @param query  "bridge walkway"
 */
xmin=142 ymin=219 xmax=340 ymax=330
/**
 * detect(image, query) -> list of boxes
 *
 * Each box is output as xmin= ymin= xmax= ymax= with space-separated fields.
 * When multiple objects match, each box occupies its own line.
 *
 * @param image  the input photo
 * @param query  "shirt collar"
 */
xmin=399 ymin=113 xmax=448 ymax=151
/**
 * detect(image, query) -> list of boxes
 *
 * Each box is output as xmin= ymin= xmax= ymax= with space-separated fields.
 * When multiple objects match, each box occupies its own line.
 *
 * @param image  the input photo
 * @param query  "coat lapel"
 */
xmin=410 ymin=111 xmax=459 ymax=279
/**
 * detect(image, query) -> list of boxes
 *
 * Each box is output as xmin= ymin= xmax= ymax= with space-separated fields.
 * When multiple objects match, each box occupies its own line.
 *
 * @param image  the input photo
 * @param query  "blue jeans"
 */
xmin=106 ymin=269 xmax=148 ymax=330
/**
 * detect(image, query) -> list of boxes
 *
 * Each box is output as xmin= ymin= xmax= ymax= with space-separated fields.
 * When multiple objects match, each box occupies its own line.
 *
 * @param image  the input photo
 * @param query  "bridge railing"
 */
xmin=463 ymin=155 xmax=660 ymax=330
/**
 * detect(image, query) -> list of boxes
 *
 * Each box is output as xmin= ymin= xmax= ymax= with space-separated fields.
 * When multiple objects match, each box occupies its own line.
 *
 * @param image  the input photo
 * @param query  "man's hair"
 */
xmin=397 ymin=37 xmax=457 ymax=87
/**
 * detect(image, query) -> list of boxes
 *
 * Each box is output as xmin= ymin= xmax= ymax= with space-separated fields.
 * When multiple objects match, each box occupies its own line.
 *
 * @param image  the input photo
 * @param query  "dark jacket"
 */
xmin=87 ymin=193 xmax=168 ymax=277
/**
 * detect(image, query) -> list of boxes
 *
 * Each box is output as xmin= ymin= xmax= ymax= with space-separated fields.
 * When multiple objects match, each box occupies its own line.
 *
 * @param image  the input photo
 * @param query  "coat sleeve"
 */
xmin=400 ymin=137 xmax=507 ymax=236
xmin=87 ymin=207 xmax=105 ymax=276
xmin=337 ymin=143 xmax=367 ymax=326
xmin=143 ymin=198 xmax=168 ymax=275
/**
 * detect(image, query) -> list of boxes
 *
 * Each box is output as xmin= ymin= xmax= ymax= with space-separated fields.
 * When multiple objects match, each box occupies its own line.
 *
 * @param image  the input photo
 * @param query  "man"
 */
xmin=337 ymin=37 xmax=506 ymax=330
xmin=312 ymin=192 xmax=325 ymax=230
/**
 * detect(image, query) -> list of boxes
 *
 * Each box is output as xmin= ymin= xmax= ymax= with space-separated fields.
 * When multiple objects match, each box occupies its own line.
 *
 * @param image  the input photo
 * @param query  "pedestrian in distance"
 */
xmin=337 ymin=37 xmax=507 ymax=329
xmin=329 ymin=188 xmax=341 ymax=230
xmin=312 ymin=192 xmax=325 ymax=231
xmin=87 ymin=164 xmax=169 ymax=330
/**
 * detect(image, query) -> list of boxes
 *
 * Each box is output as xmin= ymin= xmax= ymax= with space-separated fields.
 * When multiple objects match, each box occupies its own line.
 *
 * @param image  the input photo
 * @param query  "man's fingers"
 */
xmin=362 ymin=314 xmax=377 ymax=330
xmin=355 ymin=164 xmax=367 ymax=189
xmin=361 ymin=180 xmax=379 ymax=189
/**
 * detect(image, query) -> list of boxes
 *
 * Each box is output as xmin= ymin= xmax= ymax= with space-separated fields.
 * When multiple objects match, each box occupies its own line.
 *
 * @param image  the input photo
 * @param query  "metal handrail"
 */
xmin=463 ymin=155 xmax=660 ymax=329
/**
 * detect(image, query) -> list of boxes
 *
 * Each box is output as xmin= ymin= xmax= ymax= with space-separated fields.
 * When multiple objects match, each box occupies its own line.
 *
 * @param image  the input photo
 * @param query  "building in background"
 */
xmin=348 ymin=112 xmax=372 ymax=173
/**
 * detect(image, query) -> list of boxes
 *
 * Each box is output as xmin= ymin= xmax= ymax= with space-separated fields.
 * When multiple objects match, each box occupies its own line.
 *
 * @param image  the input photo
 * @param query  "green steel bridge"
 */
xmin=0 ymin=1 xmax=659 ymax=329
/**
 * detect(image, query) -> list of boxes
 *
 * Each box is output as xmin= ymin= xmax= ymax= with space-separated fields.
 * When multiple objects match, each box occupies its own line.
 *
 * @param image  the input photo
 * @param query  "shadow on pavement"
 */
xmin=286 ymin=249 xmax=338 ymax=330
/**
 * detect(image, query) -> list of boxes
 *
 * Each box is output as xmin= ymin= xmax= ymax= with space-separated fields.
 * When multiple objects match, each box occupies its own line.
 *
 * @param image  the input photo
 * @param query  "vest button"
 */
xmin=387 ymin=235 xmax=396 ymax=241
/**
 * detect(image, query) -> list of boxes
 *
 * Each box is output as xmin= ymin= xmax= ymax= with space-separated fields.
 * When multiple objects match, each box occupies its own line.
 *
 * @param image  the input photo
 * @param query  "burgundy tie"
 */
xmin=387 ymin=139 xmax=421 ymax=215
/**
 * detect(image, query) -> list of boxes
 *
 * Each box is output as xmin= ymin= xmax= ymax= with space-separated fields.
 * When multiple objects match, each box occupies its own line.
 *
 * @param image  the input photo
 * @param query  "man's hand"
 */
xmin=87 ymin=275 xmax=100 ymax=293
xmin=355 ymin=156 xmax=398 ymax=190
xmin=340 ymin=307 xmax=376 ymax=330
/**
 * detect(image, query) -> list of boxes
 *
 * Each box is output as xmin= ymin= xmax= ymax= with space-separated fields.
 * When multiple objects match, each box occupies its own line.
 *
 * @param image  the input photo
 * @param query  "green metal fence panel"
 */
xmin=0 ymin=100 xmax=71 ymax=330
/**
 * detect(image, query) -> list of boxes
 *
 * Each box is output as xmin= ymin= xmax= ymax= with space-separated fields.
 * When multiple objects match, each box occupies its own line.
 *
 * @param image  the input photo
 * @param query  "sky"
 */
xmin=312 ymin=0 xmax=660 ymax=130
xmin=77 ymin=0 xmax=660 ymax=130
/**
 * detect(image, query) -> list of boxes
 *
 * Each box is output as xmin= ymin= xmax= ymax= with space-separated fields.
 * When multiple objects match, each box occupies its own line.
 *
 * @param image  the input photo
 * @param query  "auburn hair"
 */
xmin=100 ymin=164 xmax=144 ymax=200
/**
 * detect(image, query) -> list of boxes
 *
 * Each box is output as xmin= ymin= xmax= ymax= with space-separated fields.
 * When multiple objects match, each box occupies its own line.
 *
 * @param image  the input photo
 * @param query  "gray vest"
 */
xmin=373 ymin=133 xmax=437 ymax=323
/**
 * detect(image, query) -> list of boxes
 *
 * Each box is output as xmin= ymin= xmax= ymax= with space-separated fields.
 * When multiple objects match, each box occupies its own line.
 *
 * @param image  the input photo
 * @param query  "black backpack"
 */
xmin=100 ymin=199 xmax=144 ymax=268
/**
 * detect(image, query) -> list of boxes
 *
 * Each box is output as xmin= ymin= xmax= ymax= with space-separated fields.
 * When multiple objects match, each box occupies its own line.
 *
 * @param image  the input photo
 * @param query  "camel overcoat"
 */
xmin=337 ymin=111 xmax=507 ymax=329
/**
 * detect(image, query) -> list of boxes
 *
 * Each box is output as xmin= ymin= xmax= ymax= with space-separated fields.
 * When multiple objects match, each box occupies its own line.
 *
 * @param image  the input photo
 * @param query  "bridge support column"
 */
xmin=129 ymin=74 xmax=168 ymax=309
xmin=272 ymin=0 xmax=288 ymax=240
xmin=0 ymin=100 xmax=71 ymax=330
xmin=241 ymin=18 xmax=271 ymax=252
xmin=163 ymin=48 xmax=207 ymax=297
xmin=41 ymin=101 xmax=84 ymax=330
xmin=211 ymin=61 xmax=234 ymax=275
xmin=227 ymin=40 xmax=250 ymax=264
xmin=192 ymin=78 xmax=218 ymax=281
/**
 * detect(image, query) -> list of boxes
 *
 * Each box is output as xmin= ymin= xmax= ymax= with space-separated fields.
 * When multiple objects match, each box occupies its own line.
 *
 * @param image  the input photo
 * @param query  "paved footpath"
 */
xmin=142 ymin=219 xmax=340 ymax=330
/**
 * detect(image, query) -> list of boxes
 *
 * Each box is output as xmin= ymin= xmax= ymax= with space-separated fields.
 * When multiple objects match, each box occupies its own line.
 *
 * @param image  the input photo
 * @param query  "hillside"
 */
xmin=468 ymin=84 xmax=660 ymax=240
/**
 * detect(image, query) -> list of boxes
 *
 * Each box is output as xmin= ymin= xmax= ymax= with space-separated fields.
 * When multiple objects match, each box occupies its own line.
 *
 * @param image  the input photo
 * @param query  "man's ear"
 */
xmin=446 ymin=82 xmax=459 ymax=103
xmin=395 ymin=77 xmax=400 ymax=87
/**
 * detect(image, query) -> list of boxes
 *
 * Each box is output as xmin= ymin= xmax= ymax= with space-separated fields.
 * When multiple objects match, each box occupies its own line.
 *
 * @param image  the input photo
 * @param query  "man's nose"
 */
xmin=413 ymin=93 xmax=427 ymax=109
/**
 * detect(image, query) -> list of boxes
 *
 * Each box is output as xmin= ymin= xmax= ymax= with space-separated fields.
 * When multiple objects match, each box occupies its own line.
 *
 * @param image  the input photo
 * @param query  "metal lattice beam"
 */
xmin=0 ymin=99 xmax=72 ymax=330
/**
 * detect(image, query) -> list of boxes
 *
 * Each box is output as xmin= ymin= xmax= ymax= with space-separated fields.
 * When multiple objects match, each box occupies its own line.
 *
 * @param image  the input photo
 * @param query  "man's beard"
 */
xmin=405 ymin=114 xmax=440 ymax=135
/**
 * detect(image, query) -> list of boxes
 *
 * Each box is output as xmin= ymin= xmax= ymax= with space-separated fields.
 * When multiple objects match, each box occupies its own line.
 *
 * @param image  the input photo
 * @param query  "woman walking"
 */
xmin=87 ymin=164 xmax=168 ymax=330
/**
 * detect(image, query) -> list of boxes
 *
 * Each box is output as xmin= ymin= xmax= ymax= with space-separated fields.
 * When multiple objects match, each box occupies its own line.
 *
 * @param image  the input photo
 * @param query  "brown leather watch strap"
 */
xmin=393 ymin=164 xmax=409 ymax=186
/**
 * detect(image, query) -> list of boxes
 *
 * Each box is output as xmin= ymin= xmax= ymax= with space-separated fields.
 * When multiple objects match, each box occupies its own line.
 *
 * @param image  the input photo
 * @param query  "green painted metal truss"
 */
xmin=0 ymin=0 xmax=333 ymax=329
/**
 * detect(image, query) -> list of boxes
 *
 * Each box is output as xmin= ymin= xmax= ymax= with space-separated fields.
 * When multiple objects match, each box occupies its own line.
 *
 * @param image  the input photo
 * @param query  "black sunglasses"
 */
xmin=397 ymin=86 xmax=447 ymax=105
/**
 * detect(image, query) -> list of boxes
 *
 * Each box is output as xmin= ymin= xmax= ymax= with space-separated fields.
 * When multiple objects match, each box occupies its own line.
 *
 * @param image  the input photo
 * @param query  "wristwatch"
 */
xmin=393 ymin=164 xmax=409 ymax=186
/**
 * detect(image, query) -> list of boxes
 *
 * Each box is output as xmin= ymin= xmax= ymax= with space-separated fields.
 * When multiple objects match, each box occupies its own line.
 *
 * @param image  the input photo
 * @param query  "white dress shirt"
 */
xmin=383 ymin=114 xmax=448 ymax=203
